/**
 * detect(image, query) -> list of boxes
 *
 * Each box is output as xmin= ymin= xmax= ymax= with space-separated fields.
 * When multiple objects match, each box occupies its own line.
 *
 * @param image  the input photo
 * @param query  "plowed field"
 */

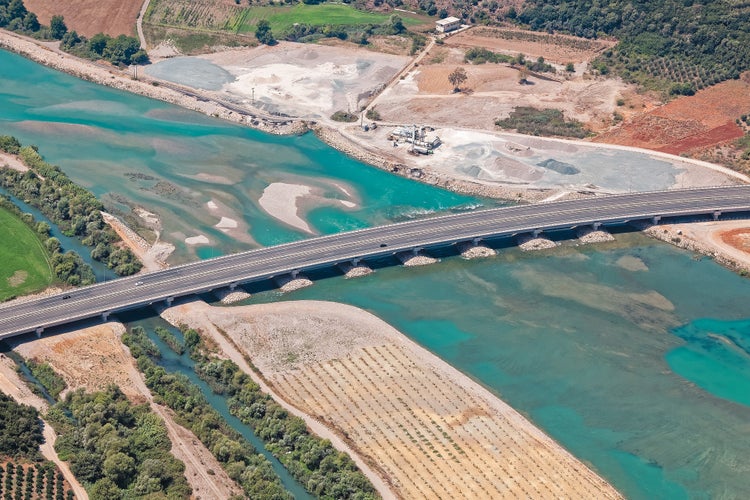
xmin=22 ymin=0 xmax=141 ymax=37
xmin=594 ymin=76 xmax=750 ymax=155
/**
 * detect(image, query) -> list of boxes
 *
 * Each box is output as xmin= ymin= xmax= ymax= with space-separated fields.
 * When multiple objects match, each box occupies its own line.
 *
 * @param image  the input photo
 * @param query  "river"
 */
xmin=2 ymin=48 xmax=750 ymax=499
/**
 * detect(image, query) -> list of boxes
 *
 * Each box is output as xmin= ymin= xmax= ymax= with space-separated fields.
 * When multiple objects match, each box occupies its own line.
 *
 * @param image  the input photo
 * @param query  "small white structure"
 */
xmin=436 ymin=16 xmax=461 ymax=33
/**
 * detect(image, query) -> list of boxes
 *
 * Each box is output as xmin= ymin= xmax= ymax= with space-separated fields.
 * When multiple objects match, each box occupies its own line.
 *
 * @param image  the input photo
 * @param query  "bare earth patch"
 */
xmin=7 ymin=270 xmax=27 ymax=287
xmin=595 ymin=77 xmax=750 ymax=155
xmin=22 ymin=0 xmax=141 ymax=37
xmin=162 ymin=300 xmax=621 ymax=499
xmin=0 ymin=152 xmax=28 ymax=172
xmin=446 ymin=27 xmax=616 ymax=64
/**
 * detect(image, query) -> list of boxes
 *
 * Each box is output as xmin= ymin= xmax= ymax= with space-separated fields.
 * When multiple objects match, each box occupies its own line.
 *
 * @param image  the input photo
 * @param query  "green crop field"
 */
xmin=236 ymin=4 xmax=422 ymax=34
xmin=0 ymin=207 xmax=53 ymax=301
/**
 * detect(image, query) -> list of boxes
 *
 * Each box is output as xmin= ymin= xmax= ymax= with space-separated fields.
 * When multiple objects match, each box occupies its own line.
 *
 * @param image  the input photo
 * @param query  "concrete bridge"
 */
xmin=2 ymin=186 xmax=750 ymax=340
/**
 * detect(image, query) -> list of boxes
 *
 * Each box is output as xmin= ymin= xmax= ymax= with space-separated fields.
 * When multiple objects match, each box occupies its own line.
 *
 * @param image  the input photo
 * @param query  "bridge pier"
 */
xmin=338 ymin=260 xmax=373 ymax=278
xmin=713 ymin=211 xmax=722 ymax=221
xmin=165 ymin=296 xmax=174 ymax=306
xmin=229 ymin=282 xmax=237 ymax=291
xmin=652 ymin=215 xmax=661 ymax=225
xmin=101 ymin=312 xmax=110 ymax=322
xmin=290 ymin=269 xmax=300 ymax=279
xmin=35 ymin=327 xmax=43 ymax=338
xmin=458 ymin=239 xmax=495 ymax=259
xmin=532 ymin=229 xmax=542 ymax=238
xmin=397 ymin=249 xmax=437 ymax=266
xmin=592 ymin=222 xmax=601 ymax=231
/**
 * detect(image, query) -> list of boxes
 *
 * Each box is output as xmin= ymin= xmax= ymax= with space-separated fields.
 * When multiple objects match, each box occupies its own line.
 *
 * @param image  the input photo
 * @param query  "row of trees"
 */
xmin=278 ymin=14 xmax=412 ymax=49
xmin=47 ymin=385 xmax=191 ymax=499
xmin=0 ymin=462 xmax=71 ymax=500
xmin=516 ymin=0 xmax=750 ymax=91
xmin=181 ymin=326 xmax=377 ymax=499
xmin=0 ymin=195 xmax=95 ymax=287
xmin=0 ymin=136 xmax=142 ymax=277
xmin=0 ymin=393 xmax=43 ymax=460
xmin=61 ymin=32 xmax=148 ymax=66
xmin=122 ymin=327 xmax=293 ymax=499
xmin=193 ymin=354 xmax=379 ymax=499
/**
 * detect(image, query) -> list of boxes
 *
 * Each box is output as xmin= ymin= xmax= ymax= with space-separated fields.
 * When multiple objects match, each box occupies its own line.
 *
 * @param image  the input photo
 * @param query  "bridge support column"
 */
xmin=35 ymin=327 xmax=43 ymax=338
xmin=229 ymin=282 xmax=237 ymax=291
xmin=352 ymin=258 xmax=361 ymax=267
xmin=101 ymin=312 xmax=109 ymax=322
xmin=165 ymin=296 xmax=174 ymax=306
xmin=713 ymin=211 xmax=722 ymax=221
xmin=472 ymin=237 xmax=481 ymax=247
xmin=651 ymin=216 xmax=661 ymax=225
xmin=291 ymin=270 xmax=300 ymax=279
xmin=532 ymin=229 xmax=542 ymax=238
xmin=592 ymin=222 xmax=601 ymax=231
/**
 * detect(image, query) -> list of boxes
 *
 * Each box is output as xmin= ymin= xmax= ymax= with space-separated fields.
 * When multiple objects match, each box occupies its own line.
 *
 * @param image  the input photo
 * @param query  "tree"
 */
xmin=88 ymin=33 xmax=108 ymax=56
xmin=255 ymin=20 xmax=275 ymax=45
xmin=388 ymin=14 xmax=405 ymax=34
xmin=565 ymin=62 xmax=575 ymax=72
xmin=50 ymin=15 xmax=67 ymax=39
xmin=448 ymin=67 xmax=467 ymax=92
xmin=6 ymin=0 xmax=27 ymax=21
xmin=22 ymin=11 xmax=38 ymax=31
xmin=518 ymin=66 xmax=529 ymax=84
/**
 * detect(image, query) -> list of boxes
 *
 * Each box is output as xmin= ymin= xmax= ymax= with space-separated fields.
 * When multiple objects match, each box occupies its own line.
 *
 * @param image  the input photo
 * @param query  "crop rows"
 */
xmin=146 ymin=0 xmax=240 ymax=30
xmin=644 ymin=57 xmax=734 ymax=90
xmin=473 ymin=27 xmax=609 ymax=53
xmin=0 ymin=463 xmax=72 ymax=500
xmin=271 ymin=343 xmax=617 ymax=499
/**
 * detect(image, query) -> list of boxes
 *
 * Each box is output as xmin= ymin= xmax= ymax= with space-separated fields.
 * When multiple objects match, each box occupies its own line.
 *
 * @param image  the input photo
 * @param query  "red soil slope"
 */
xmin=594 ymin=76 xmax=750 ymax=155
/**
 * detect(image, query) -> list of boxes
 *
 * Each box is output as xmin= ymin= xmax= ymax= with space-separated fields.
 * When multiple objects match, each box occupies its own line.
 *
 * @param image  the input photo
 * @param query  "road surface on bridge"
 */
xmin=1 ymin=186 xmax=749 ymax=339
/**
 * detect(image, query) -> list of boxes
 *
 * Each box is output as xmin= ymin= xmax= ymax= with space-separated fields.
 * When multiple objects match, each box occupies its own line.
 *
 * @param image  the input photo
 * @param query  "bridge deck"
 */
xmin=2 ymin=186 xmax=749 ymax=339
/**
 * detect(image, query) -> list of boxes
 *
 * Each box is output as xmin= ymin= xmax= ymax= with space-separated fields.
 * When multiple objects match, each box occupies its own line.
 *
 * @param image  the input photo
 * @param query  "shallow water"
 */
xmin=0 ymin=49 xmax=483 ymax=263
xmin=247 ymin=234 xmax=750 ymax=499
xmin=4 ymin=48 xmax=750 ymax=499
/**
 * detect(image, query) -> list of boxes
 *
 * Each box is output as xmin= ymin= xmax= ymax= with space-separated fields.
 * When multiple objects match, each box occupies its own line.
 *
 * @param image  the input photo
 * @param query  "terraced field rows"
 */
xmin=271 ymin=342 xmax=620 ymax=499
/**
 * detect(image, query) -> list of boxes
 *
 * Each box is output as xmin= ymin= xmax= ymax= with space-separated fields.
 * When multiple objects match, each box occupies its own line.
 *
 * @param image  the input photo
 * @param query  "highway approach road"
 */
xmin=1 ymin=186 xmax=749 ymax=340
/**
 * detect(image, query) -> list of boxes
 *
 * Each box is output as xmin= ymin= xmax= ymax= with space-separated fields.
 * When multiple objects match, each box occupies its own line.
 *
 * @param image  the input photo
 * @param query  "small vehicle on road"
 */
xmin=135 ymin=281 xmax=144 ymax=286
xmin=62 ymin=294 xmax=71 ymax=300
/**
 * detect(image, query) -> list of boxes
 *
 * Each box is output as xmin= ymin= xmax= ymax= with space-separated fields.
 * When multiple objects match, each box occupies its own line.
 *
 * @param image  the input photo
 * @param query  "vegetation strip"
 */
xmin=184 ymin=326 xmax=379 ymax=500
xmin=517 ymin=0 xmax=750 ymax=93
xmin=47 ymin=385 xmax=192 ymax=498
xmin=0 ymin=136 xmax=142 ymax=279
xmin=122 ymin=326 xmax=293 ymax=499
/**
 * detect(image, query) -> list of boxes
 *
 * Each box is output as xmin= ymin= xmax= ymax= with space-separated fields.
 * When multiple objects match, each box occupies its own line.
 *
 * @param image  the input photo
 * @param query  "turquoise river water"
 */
xmin=2 ymin=49 xmax=750 ymax=499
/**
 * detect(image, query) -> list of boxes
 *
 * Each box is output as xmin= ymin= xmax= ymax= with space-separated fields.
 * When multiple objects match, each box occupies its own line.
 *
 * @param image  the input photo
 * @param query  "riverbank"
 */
xmin=645 ymin=219 xmax=750 ymax=275
xmin=0 ymin=30 xmax=305 ymax=136
xmin=162 ymin=299 xmax=622 ymax=499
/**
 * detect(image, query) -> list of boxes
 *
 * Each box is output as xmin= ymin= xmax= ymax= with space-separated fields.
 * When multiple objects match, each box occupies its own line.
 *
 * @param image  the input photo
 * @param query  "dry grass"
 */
xmin=11 ymin=323 xmax=144 ymax=401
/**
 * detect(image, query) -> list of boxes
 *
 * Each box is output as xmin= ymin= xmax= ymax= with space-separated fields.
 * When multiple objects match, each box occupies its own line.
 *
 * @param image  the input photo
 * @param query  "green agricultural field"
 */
xmin=0 ymin=207 xmax=53 ymax=301
xmin=235 ymin=4 xmax=422 ymax=34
